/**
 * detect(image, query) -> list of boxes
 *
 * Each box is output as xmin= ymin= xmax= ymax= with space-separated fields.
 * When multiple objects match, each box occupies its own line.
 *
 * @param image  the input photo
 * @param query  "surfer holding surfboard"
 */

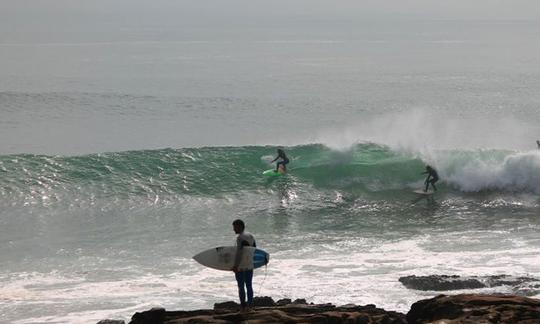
xmin=192 ymin=221 xmax=269 ymax=310
xmin=232 ymin=219 xmax=257 ymax=311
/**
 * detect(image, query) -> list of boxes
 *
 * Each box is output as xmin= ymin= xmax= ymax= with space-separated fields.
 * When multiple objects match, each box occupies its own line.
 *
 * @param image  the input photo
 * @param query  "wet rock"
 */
xmin=97 ymin=320 xmax=125 ymax=324
xmin=213 ymin=301 xmax=239 ymax=310
xmin=400 ymin=275 xmax=484 ymax=290
xmin=399 ymin=274 xmax=540 ymax=294
xmin=127 ymin=302 xmax=406 ymax=323
xmin=130 ymin=307 xmax=165 ymax=324
xmin=116 ymin=294 xmax=540 ymax=324
xmin=276 ymin=298 xmax=292 ymax=306
xmin=214 ymin=296 xmax=276 ymax=310
xmin=253 ymin=296 xmax=276 ymax=307
xmin=293 ymin=298 xmax=308 ymax=304
xmin=407 ymin=294 xmax=540 ymax=324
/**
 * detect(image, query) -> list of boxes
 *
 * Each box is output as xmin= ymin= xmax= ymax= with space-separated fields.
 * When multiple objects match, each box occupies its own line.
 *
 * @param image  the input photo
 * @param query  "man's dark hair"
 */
xmin=232 ymin=219 xmax=245 ymax=230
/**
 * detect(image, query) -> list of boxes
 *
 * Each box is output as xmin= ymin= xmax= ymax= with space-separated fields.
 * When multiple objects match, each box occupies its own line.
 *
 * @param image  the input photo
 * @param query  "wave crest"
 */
xmin=443 ymin=150 xmax=540 ymax=193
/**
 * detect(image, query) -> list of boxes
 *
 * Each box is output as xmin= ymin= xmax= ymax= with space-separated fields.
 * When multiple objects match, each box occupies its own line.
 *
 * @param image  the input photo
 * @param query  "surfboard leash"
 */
xmin=257 ymin=264 xmax=268 ymax=296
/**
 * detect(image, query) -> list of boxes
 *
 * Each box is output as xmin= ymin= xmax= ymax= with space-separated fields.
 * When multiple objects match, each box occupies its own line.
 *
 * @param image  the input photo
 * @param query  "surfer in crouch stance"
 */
xmin=232 ymin=219 xmax=257 ymax=311
xmin=422 ymin=165 xmax=439 ymax=192
xmin=271 ymin=148 xmax=289 ymax=173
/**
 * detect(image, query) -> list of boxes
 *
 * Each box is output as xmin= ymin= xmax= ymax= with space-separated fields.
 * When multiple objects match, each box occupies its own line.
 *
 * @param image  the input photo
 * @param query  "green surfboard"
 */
xmin=263 ymin=169 xmax=285 ymax=177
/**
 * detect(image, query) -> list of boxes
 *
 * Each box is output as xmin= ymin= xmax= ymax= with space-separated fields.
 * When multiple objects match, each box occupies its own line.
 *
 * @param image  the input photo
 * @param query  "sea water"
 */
xmin=1 ymin=4 xmax=540 ymax=323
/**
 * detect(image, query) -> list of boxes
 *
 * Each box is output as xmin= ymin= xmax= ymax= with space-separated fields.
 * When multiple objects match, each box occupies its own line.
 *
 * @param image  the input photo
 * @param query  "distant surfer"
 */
xmin=271 ymin=148 xmax=289 ymax=173
xmin=537 ymin=140 xmax=540 ymax=149
xmin=422 ymin=165 xmax=439 ymax=192
xmin=231 ymin=219 xmax=257 ymax=311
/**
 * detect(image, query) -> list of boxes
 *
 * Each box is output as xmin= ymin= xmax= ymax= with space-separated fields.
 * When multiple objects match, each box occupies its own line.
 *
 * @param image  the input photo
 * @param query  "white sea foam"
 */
xmin=434 ymin=150 xmax=540 ymax=193
xmin=2 ymin=229 xmax=539 ymax=323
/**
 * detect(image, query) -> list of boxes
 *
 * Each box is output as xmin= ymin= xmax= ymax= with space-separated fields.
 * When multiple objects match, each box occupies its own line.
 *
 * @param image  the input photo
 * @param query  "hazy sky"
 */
xmin=2 ymin=0 xmax=540 ymax=28
xmin=2 ymin=0 xmax=540 ymax=16
xmin=1 ymin=0 xmax=540 ymax=44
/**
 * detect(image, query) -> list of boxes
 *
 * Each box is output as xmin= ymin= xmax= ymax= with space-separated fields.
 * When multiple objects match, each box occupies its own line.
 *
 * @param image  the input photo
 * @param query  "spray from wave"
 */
xmin=437 ymin=150 xmax=540 ymax=193
xmin=311 ymin=108 xmax=539 ymax=153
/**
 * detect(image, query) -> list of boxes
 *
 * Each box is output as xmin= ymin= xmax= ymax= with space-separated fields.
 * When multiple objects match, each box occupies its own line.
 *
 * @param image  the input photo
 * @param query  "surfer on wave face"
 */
xmin=271 ymin=148 xmax=289 ymax=173
xmin=422 ymin=165 xmax=439 ymax=192
xmin=232 ymin=219 xmax=256 ymax=311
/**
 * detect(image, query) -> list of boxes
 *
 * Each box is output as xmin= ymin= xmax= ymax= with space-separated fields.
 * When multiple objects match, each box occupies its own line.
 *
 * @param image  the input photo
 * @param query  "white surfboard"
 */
xmin=193 ymin=246 xmax=269 ymax=271
xmin=413 ymin=189 xmax=434 ymax=195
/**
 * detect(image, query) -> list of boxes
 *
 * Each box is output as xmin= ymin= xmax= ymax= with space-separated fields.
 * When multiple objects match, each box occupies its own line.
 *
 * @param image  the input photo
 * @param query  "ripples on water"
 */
xmin=0 ymin=145 xmax=539 ymax=323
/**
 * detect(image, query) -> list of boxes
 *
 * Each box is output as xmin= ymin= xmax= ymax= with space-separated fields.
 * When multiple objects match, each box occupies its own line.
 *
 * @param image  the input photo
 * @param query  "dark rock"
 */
xmin=407 ymin=294 xmax=540 ymax=324
xmin=96 ymin=320 xmax=125 ymax=324
xmin=399 ymin=274 xmax=540 ymax=293
xmin=276 ymin=298 xmax=292 ymax=306
xmin=129 ymin=307 xmax=166 ymax=324
xmin=293 ymin=298 xmax=307 ymax=304
xmin=213 ymin=301 xmax=238 ymax=310
xmin=123 ymin=294 xmax=540 ymax=323
xmin=129 ymin=301 xmax=406 ymax=323
xmin=253 ymin=296 xmax=275 ymax=307
xmin=485 ymin=275 xmax=540 ymax=292
xmin=399 ymin=275 xmax=485 ymax=291
xmin=214 ymin=296 xmax=275 ymax=310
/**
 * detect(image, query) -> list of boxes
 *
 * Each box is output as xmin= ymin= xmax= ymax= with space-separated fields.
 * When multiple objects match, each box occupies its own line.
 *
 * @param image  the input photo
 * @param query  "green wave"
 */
xmin=3 ymin=143 xmax=540 ymax=209
xmin=0 ymin=144 xmax=427 ymax=200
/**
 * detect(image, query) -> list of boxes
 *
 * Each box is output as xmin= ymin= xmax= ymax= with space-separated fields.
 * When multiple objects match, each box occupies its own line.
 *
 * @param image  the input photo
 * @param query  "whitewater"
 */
xmin=1 ymin=144 xmax=539 ymax=323
xmin=2 ymin=2 xmax=540 ymax=322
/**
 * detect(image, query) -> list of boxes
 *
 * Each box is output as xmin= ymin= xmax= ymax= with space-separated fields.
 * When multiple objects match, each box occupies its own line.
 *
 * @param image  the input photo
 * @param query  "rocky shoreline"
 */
xmin=97 ymin=293 xmax=540 ymax=324
xmin=97 ymin=275 xmax=540 ymax=323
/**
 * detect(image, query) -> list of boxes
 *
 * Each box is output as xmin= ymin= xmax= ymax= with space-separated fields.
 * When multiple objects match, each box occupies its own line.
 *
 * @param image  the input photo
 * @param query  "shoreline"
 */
xmin=99 ymin=293 xmax=540 ymax=324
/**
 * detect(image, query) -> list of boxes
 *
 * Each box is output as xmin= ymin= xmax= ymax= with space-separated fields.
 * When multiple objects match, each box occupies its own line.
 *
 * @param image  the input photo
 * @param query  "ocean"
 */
xmin=1 ymin=2 xmax=540 ymax=323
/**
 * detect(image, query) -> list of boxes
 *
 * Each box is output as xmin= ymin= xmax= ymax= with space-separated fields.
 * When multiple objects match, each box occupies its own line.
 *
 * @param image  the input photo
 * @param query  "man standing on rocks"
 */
xmin=231 ymin=219 xmax=257 ymax=311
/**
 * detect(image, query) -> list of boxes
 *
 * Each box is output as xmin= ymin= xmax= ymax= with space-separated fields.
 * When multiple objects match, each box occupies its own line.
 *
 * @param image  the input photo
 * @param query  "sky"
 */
xmin=1 ymin=0 xmax=540 ymax=44
xmin=2 ymin=0 xmax=540 ymax=28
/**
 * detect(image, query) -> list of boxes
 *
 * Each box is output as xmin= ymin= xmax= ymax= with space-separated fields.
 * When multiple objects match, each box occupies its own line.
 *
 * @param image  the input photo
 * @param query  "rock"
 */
xmin=399 ymin=274 xmax=540 ymax=293
xmin=97 ymin=320 xmax=125 ymax=324
xmin=121 ymin=294 xmax=540 ymax=323
xmin=130 ymin=307 xmax=166 ymax=324
xmin=253 ymin=296 xmax=276 ymax=307
xmin=129 ymin=302 xmax=406 ymax=323
xmin=276 ymin=298 xmax=292 ymax=306
xmin=400 ymin=275 xmax=485 ymax=290
xmin=213 ymin=296 xmax=276 ymax=310
xmin=213 ymin=301 xmax=238 ymax=310
xmin=407 ymin=294 xmax=540 ymax=324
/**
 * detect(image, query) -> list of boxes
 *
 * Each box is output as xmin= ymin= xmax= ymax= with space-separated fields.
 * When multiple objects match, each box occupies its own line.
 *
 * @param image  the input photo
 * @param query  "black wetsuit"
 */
xmin=273 ymin=151 xmax=289 ymax=172
xmin=423 ymin=167 xmax=439 ymax=192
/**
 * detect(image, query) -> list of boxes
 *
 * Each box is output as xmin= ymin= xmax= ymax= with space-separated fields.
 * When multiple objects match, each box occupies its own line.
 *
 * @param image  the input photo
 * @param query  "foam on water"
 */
xmin=1 ymin=144 xmax=540 ymax=323
xmin=2 ymin=227 xmax=539 ymax=323
xmin=438 ymin=150 xmax=540 ymax=193
xmin=2 ymin=8 xmax=540 ymax=322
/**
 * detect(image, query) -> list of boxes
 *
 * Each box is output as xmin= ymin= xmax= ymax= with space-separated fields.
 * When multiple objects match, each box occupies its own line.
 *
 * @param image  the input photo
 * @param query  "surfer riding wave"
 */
xmin=271 ymin=148 xmax=289 ymax=173
xmin=422 ymin=165 xmax=439 ymax=192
